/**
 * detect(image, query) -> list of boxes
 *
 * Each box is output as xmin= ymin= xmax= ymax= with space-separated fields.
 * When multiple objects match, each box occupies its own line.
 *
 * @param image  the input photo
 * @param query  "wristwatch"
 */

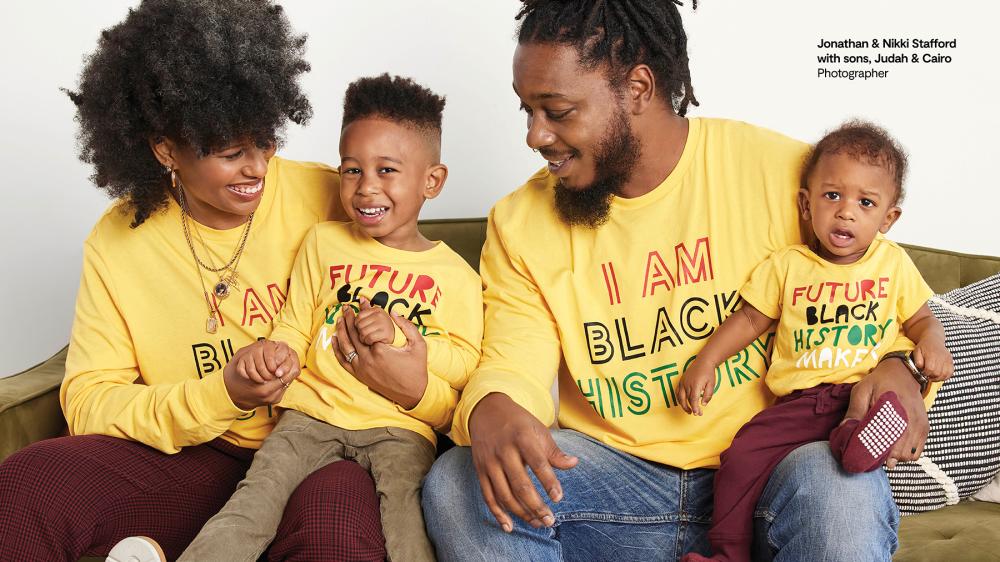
xmin=880 ymin=351 xmax=929 ymax=394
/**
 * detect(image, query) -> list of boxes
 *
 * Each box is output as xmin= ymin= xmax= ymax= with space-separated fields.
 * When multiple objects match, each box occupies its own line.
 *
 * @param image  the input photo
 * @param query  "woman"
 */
xmin=0 ymin=1 xmax=385 ymax=560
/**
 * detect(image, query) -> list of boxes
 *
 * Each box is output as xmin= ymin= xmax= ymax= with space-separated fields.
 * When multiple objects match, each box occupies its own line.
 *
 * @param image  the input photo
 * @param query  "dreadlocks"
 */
xmin=515 ymin=0 xmax=699 ymax=116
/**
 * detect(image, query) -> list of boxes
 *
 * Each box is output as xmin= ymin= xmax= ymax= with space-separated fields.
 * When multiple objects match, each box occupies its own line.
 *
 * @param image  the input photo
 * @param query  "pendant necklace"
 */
xmin=177 ymin=184 xmax=255 ymax=333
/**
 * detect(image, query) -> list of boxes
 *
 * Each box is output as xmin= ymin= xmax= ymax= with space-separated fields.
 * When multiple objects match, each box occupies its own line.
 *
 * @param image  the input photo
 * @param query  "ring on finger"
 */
xmin=277 ymin=375 xmax=289 ymax=389
xmin=345 ymin=350 xmax=358 ymax=363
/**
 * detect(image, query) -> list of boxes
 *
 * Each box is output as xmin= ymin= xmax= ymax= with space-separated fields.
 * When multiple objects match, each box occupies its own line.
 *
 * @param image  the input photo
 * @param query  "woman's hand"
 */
xmin=222 ymin=340 xmax=299 ymax=410
xmin=332 ymin=304 xmax=429 ymax=410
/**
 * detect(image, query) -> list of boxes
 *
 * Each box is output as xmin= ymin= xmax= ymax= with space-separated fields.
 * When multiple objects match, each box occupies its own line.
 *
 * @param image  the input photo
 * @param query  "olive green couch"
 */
xmin=2 ymin=218 xmax=999 ymax=562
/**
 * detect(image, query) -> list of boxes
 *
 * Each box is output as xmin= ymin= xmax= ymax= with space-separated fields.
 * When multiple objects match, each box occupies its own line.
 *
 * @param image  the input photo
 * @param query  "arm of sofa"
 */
xmin=0 ymin=346 xmax=68 ymax=463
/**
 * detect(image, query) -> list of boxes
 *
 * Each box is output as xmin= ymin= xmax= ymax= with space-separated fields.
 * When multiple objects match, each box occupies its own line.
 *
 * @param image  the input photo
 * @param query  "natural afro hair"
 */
xmin=341 ymin=73 xmax=446 ymax=148
xmin=802 ymin=120 xmax=909 ymax=205
xmin=515 ymin=0 xmax=698 ymax=116
xmin=65 ymin=0 xmax=312 ymax=227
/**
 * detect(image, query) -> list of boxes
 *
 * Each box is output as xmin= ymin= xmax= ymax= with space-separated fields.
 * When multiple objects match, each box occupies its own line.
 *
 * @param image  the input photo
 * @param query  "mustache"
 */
xmin=539 ymin=148 xmax=578 ymax=161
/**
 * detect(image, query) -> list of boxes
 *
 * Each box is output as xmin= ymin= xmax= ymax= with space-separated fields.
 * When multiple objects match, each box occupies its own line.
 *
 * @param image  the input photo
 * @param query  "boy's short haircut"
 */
xmin=342 ymin=73 xmax=446 ymax=157
xmin=801 ymin=120 xmax=909 ymax=205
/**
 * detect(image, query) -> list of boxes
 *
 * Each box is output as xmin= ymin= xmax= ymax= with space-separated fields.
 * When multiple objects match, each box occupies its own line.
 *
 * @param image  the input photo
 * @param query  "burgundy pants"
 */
xmin=0 ymin=435 xmax=386 ymax=561
xmin=709 ymin=383 xmax=856 ymax=562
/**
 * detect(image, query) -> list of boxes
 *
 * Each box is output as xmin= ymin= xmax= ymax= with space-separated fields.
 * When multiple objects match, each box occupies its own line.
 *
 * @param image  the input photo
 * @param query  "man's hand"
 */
xmin=468 ymin=393 xmax=578 ymax=533
xmin=845 ymin=358 xmax=927 ymax=468
xmin=223 ymin=340 xmax=300 ymax=410
xmin=913 ymin=340 xmax=954 ymax=382
xmin=677 ymin=361 xmax=715 ymax=415
xmin=354 ymin=298 xmax=396 ymax=346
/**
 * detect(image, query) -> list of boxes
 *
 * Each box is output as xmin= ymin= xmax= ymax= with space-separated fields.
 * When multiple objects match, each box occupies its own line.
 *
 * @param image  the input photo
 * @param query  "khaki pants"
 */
xmin=180 ymin=410 xmax=437 ymax=562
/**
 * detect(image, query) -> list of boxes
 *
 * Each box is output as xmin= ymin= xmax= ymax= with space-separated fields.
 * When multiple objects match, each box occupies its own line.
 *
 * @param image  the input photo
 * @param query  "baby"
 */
xmin=678 ymin=121 xmax=952 ymax=562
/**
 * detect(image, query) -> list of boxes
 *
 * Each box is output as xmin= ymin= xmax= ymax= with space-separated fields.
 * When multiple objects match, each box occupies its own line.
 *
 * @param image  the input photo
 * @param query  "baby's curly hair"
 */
xmin=802 ymin=120 xmax=909 ymax=205
xmin=341 ymin=73 xmax=446 ymax=157
xmin=66 ymin=0 xmax=312 ymax=227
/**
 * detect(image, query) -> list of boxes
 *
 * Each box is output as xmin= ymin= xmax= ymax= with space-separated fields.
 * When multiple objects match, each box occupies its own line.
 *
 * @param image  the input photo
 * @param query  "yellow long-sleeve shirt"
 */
xmin=61 ymin=157 xmax=342 ymax=453
xmin=273 ymin=222 xmax=483 ymax=444
xmin=453 ymin=118 xmax=814 ymax=469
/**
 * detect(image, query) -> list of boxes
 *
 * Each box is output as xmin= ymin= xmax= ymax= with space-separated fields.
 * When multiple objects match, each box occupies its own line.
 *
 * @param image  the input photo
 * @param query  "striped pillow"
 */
xmin=887 ymin=273 xmax=1000 ymax=514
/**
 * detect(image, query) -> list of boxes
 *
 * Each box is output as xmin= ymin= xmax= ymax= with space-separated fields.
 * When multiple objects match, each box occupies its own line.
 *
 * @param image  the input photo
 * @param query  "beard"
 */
xmin=553 ymin=106 xmax=641 ymax=228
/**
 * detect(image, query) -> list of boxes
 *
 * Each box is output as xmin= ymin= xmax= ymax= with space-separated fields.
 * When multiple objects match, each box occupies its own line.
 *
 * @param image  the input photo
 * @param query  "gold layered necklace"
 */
xmin=176 ymin=182 xmax=255 ymax=333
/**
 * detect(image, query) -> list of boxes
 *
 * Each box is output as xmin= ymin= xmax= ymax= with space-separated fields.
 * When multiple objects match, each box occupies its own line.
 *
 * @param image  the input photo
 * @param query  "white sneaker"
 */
xmin=106 ymin=536 xmax=166 ymax=562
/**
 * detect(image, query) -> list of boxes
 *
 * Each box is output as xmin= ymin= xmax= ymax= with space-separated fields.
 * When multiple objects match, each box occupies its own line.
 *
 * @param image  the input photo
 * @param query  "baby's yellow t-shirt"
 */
xmin=740 ymin=237 xmax=933 ymax=397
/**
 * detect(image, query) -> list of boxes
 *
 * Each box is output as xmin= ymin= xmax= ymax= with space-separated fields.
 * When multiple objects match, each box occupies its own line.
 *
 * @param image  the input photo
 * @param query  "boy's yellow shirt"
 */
xmin=62 ymin=157 xmax=341 ymax=453
xmin=741 ymin=238 xmax=933 ymax=397
xmin=274 ymin=222 xmax=483 ymax=444
xmin=454 ymin=118 xmax=829 ymax=469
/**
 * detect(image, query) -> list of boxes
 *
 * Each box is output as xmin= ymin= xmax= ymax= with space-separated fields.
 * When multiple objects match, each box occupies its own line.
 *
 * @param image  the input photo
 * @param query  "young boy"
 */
xmin=677 ymin=121 xmax=953 ymax=562
xmin=109 ymin=74 xmax=483 ymax=562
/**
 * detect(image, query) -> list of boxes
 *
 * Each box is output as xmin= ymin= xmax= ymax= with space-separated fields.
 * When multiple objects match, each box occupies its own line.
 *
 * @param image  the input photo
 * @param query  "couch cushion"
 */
xmin=419 ymin=218 xmax=487 ymax=273
xmin=0 ymin=346 xmax=67 ymax=463
xmin=888 ymin=274 xmax=1000 ymax=514
xmin=902 ymin=244 xmax=1000 ymax=294
xmin=895 ymin=500 xmax=1000 ymax=561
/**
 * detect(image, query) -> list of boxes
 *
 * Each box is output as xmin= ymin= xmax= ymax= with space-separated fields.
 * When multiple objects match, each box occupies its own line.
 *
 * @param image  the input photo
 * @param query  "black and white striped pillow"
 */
xmin=887 ymin=273 xmax=1000 ymax=514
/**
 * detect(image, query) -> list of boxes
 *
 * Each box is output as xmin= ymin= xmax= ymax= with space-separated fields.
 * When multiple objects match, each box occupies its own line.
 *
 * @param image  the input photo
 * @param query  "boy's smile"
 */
xmin=339 ymin=117 xmax=446 ymax=252
xmin=800 ymin=151 xmax=901 ymax=265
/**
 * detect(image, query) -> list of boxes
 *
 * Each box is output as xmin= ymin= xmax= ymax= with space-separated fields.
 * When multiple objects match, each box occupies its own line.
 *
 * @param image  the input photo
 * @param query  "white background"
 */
xmin=1 ymin=0 xmax=996 ymax=376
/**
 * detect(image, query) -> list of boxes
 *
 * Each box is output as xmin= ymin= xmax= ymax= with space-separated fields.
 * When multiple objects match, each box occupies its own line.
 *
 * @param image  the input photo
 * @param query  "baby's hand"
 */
xmin=913 ymin=340 xmax=954 ymax=382
xmin=354 ymin=297 xmax=395 ymax=346
xmin=677 ymin=362 xmax=716 ymax=416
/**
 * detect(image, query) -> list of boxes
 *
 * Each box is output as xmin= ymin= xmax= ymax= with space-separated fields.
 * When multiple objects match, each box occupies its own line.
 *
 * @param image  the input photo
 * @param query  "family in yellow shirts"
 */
xmin=0 ymin=1 xmax=952 ymax=562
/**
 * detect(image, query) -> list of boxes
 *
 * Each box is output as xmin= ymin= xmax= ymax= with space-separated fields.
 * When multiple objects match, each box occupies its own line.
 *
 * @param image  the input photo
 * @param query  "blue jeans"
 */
xmin=422 ymin=431 xmax=899 ymax=561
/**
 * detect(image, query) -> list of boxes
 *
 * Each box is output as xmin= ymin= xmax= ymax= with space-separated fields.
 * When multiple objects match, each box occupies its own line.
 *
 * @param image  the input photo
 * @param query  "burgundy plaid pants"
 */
xmin=0 ymin=435 xmax=386 ymax=561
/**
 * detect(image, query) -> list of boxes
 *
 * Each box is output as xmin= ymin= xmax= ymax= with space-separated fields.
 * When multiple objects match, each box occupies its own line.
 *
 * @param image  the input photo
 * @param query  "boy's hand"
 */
xmin=913 ymin=340 xmax=954 ymax=382
xmin=232 ymin=340 xmax=299 ymax=385
xmin=677 ymin=362 xmax=716 ymax=416
xmin=354 ymin=297 xmax=396 ymax=346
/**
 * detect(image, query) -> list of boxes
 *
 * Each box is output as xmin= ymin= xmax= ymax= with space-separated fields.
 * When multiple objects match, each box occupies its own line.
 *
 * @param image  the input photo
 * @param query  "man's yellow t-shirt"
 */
xmin=741 ymin=237 xmax=933 ymax=397
xmin=453 ymin=118 xmax=814 ymax=469
xmin=273 ymin=222 xmax=483 ymax=445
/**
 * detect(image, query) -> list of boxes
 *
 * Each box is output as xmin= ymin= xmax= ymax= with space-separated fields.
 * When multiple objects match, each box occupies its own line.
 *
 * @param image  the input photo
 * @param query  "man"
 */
xmin=423 ymin=1 xmax=928 ymax=560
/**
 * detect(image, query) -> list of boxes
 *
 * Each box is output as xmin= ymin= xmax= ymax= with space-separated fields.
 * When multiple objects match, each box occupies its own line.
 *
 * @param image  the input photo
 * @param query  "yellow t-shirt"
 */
xmin=273 ymin=222 xmax=483 ymax=444
xmin=741 ymin=238 xmax=933 ymax=397
xmin=453 ymin=118 xmax=813 ymax=469
xmin=61 ymin=157 xmax=342 ymax=453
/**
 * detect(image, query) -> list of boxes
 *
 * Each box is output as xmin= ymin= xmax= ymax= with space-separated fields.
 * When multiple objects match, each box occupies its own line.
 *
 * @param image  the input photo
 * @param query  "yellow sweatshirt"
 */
xmin=273 ymin=222 xmax=483 ymax=444
xmin=741 ymin=238 xmax=933 ymax=397
xmin=454 ymin=118 xmax=817 ymax=469
xmin=62 ymin=157 xmax=342 ymax=453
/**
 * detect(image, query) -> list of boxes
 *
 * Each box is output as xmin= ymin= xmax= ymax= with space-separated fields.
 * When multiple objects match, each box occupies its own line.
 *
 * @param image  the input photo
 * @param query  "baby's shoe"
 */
xmin=831 ymin=391 xmax=909 ymax=472
xmin=106 ymin=536 xmax=166 ymax=562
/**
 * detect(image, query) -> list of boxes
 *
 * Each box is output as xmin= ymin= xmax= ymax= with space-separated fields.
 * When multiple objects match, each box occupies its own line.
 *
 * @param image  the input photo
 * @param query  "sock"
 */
xmin=831 ymin=391 xmax=908 ymax=473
